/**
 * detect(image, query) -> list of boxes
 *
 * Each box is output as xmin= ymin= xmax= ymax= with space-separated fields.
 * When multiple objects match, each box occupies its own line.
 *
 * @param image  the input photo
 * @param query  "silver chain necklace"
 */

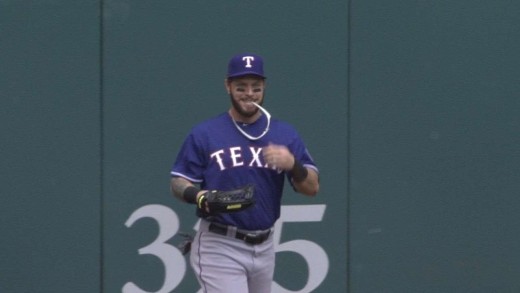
xmin=231 ymin=102 xmax=271 ymax=141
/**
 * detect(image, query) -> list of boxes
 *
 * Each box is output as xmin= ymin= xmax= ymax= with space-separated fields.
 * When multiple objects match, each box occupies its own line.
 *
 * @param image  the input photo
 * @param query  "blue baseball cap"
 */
xmin=227 ymin=53 xmax=266 ymax=79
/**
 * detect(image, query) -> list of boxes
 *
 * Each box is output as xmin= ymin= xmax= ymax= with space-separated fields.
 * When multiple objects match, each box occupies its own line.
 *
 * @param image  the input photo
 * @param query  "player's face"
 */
xmin=226 ymin=76 xmax=265 ymax=119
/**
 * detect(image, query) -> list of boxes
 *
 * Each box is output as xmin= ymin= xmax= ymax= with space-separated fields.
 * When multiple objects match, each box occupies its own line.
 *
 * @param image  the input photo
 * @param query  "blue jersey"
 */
xmin=171 ymin=112 xmax=318 ymax=230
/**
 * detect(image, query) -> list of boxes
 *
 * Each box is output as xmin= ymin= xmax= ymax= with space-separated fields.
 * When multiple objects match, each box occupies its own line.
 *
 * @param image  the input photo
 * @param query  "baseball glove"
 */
xmin=197 ymin=184 xmax=255 ymax=215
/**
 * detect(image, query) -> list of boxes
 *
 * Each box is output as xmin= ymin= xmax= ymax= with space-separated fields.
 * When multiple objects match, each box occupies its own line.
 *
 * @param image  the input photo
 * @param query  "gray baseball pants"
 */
xmin=190 ymin=219 xmax=275 ymax=293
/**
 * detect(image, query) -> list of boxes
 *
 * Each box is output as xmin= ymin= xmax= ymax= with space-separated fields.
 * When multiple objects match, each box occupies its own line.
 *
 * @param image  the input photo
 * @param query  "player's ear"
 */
xmin=224 ymin=78 xmax=231 ymax=94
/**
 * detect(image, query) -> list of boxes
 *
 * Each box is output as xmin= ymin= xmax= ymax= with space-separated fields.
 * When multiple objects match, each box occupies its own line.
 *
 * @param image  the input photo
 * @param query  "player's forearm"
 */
xmin=170 ymin=177 xmax=196 ymax=201
xmin=171 ymin=176 xmax=208 ymax=205
xmin=293 ymin=168 xmax=319 ymax=196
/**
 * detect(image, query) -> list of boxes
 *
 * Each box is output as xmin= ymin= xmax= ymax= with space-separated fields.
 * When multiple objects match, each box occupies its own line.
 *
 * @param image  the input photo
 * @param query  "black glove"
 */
xmin=197 ymin=184 xmax=255 ymax=215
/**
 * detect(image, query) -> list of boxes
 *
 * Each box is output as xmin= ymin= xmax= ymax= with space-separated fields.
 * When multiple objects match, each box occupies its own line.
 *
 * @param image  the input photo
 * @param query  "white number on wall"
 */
xmin=272 ymin=205 xmax=329 ymax=293
xmin=124 ymin=204 xmax=329 ymax=293
xmin=123 ymin=204 xmax=186 ymax=293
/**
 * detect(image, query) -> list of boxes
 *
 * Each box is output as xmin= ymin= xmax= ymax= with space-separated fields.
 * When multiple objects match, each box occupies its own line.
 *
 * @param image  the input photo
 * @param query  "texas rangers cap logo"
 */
xmin=242 ymin=56 xmax=255 ymax=68
xmin=227 ymin=53 xmax=266 ymax=79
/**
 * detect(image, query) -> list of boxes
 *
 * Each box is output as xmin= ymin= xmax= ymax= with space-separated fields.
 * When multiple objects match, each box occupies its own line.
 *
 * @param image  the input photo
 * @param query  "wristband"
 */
xmin=183 ymin=186 xmax=200 ymax=204
xmin=290 ymin=160 xmax=308 ymax=183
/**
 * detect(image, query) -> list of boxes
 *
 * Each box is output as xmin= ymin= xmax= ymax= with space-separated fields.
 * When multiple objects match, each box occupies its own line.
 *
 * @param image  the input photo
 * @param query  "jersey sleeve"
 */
xmin=170 ymin=131 xmax=206 ymax=183
xmin=287 ymin=132 xmax=319 ymax=182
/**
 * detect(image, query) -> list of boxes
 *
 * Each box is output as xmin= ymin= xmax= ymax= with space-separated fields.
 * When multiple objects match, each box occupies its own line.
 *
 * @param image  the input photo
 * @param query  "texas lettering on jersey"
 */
xmin=210 ymin=146 xmax=280 ymax=172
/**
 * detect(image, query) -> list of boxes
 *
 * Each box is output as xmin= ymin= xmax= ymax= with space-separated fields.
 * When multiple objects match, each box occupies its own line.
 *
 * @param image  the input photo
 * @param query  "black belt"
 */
xmin=208 ymin=222 xmax=271 ymax=245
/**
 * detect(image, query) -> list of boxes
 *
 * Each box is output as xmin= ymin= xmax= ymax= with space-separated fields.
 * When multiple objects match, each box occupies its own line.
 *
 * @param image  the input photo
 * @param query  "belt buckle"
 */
xmin=243 ymin=232 xmax=268 ymax=245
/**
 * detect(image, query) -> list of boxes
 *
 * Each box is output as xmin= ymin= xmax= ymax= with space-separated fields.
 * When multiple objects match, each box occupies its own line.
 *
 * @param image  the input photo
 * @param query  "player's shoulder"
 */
xmin=266 ymin=117 xmax=305 ymax=144
xmin=191 ymin=112 xmax=230 ymax=133
xmin=270 ymin=117 xmax=299 ymax=133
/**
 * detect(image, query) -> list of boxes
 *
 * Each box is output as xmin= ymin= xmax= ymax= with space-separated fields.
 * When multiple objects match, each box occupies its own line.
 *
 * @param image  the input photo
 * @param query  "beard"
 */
xmin=229 ymin=94 xmax=264 ymax=118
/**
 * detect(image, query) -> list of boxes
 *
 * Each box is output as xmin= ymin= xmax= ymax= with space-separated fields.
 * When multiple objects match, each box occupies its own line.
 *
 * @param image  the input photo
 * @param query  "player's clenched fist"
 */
xmin=262 ymin=143 xmax=295 ymax=170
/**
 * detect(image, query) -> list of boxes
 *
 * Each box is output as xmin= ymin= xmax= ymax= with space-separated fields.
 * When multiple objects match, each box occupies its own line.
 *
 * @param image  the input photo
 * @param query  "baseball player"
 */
xmin=170 ymin=53 xmax=319 ymax=293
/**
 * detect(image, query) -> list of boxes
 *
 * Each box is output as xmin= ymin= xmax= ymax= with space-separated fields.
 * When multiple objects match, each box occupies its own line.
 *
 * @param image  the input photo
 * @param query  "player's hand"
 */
xmin=196 ymin=191 xmax=210 ymax=214
xmin=262 ymin=143 xmax=295 ymax=171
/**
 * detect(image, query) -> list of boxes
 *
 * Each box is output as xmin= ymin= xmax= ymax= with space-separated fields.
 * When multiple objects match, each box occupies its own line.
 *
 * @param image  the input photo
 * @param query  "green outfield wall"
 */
xmin=1 ymin=1 xmax=518 ymax=292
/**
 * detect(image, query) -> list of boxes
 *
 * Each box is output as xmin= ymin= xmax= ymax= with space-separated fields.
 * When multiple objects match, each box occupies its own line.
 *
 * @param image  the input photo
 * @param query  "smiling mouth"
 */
xmin=242 ymin=101 xmax=259 ymax=109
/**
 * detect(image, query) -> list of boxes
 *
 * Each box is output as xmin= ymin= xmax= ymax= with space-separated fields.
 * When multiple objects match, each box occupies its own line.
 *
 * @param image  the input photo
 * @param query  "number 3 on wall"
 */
xmin=123 ymin=205 xmax=186 ymax=293
xmin=123 ymin=204 xmax=329 ymax=293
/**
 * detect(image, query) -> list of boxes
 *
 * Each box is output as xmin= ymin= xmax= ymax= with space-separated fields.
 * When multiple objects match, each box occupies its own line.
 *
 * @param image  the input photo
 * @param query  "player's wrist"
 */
xmin=183 ymin=186 xmax=201 ymax=204
xmin=290 ymin=159 xmax=308 ymax=183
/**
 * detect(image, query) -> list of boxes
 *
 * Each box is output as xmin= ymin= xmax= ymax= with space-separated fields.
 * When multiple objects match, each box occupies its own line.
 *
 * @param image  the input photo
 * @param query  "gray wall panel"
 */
xmin=0 ymin=1 xmax=100 ymax=292
xmin=349 ymin=0 xmax=520 ymax=292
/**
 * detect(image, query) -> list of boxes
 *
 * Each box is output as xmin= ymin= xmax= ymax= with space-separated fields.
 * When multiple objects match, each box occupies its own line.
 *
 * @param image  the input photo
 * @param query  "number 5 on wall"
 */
xmin=272 ymin=205 xmax=329 ymax=293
